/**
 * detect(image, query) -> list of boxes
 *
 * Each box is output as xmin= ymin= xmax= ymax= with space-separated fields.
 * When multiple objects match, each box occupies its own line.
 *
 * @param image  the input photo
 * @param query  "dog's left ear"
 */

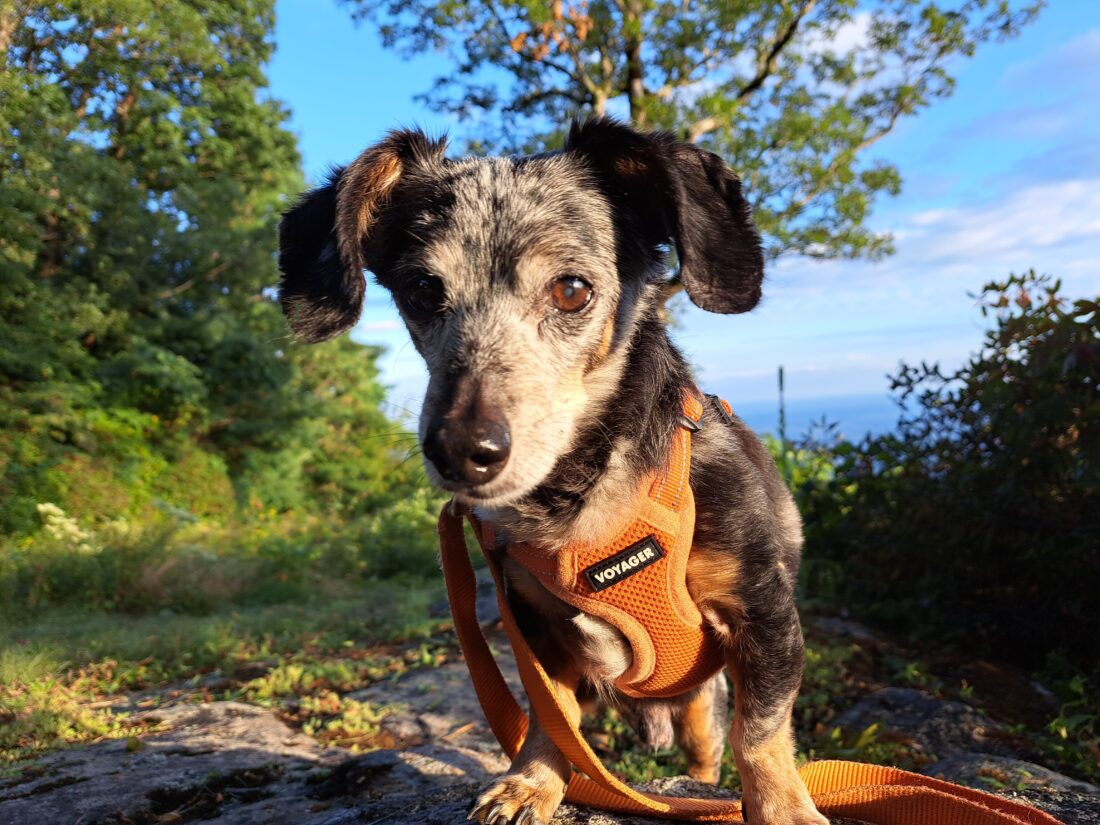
xmin=566 ymin=118 xmax=764 ymax=314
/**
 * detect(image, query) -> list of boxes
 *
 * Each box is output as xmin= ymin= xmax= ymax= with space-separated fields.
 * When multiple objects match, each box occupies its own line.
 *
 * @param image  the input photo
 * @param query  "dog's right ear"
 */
xmin=278 ymin=130 xmax=447 ymax=342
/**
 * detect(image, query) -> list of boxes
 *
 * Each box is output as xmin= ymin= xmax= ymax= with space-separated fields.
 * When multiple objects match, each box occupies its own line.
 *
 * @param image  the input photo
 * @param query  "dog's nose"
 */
xmin=423 ymin=416 xmax=511 ymax=486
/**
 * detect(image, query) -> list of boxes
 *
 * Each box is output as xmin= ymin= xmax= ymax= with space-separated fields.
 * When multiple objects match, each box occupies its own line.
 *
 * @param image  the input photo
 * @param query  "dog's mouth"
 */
xmin=430 ymin=471 xmax=541 ymax=508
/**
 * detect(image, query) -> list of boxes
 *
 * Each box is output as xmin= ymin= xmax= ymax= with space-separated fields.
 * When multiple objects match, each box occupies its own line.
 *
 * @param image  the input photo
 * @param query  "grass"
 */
xmin=0 ymin=577 xmax=448 ymax=766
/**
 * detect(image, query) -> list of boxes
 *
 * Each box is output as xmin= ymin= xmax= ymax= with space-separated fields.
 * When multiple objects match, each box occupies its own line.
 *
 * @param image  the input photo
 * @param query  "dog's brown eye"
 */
xmin=550 ymin=276 xmax=593 ymax=313
xmin=403 ymin=275 xmax=445 ymax=320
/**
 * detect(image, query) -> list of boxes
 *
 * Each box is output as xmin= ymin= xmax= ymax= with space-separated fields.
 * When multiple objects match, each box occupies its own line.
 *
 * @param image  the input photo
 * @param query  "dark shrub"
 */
xmin=797 ymin=271 xmax=1098 ymax=667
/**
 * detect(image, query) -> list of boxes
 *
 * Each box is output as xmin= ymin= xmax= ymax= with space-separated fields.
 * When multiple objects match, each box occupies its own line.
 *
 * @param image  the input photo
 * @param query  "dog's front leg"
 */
xmin=726 ymin=598 xmax=828 ymax=825
xmin=468 ymin=675 xmax=578 ymax=825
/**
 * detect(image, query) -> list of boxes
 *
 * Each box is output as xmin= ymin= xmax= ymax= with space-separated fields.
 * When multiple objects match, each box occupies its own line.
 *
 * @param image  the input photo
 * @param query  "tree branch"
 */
xmin=685 ymin=115 xmax=720 ymax=142
xmin=737 ymin=0 xmax=817 ymax=101
xmin=790 ymin=106 xmax=902 ymax=213
xmin=0 ymin=1 xmax=24 ymax=58
xmin=622 ymin=0 xmax=645 ymax=126
xmin=486 ymin=2 xmax=579 ymax=87
xmin=155 ymin=259 xmax=230 ymax=301
xmin=506 ymin=85 xmax=588 ymax=113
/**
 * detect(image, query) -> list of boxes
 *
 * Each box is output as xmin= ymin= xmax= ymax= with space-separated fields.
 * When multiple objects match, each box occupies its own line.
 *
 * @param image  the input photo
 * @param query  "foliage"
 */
xmin=0 ymin=491 xmax=447 ymax=618
xmin=0 ymin=672 xmax=159 ymax=766
xmin=345 ymin=0 xmax=1040 ymax=260
xmin=1037 ymin=662 xmax=1100 ymax=783
xmin=0 ymin=1 xmax=424 ymax=538
xmin=793 ymin=271 xmax=1099 ymax=667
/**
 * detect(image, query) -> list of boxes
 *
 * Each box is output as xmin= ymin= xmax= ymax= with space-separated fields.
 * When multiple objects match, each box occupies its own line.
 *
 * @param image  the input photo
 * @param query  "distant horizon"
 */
xmin=383 ymin=386 xmax=905 ymax=442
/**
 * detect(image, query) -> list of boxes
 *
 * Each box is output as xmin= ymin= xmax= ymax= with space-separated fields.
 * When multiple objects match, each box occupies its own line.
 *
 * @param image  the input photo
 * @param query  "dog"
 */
xmin=277 ymin=118 xmax=827 ymax=825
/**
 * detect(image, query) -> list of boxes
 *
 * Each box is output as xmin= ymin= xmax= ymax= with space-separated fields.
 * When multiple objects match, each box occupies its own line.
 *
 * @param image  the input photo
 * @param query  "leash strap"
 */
xmin=439 ymin=506 xmax=1062 ymax=824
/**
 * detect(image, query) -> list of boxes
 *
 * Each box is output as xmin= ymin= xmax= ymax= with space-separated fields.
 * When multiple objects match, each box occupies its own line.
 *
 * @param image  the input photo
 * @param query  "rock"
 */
xmin=310 ymin=743 xmax=507 ymax=802
xmin=834 ymin=686 xmax=1015 ymax=759
xmin=430 ymin=566 xmax=502 ymax=626
xmin=811 ymin=616 xmax=883 ymax=643
xmin=6 ymin=624 xmax=1097 ymax=825
xmin=0 ymin=701 xmax=346 ymax=825
xmin=1011 ymin=787 xmax=1100 ymax=825
xmin=348 ymin=627 xmax=525 ymax=751
xmin=835 ymin=689 xmax=1100 ymax=823
xmin=927 ymin=752 xmax=1099 ymax=795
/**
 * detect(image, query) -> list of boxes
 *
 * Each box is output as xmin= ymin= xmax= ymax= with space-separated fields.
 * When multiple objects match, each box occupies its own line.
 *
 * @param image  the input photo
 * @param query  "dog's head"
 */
xmin=278 ymin=118 xmax=763 ymax=505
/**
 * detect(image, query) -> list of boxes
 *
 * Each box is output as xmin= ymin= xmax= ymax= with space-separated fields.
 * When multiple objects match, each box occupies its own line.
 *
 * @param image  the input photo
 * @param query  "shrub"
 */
xmin=795 ymin=271 xmax=1098 ymax=667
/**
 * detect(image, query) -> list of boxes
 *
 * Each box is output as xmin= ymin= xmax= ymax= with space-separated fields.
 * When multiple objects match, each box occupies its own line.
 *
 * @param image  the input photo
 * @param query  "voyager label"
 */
xmin=583 ymin=536 xmax=665 ymax=592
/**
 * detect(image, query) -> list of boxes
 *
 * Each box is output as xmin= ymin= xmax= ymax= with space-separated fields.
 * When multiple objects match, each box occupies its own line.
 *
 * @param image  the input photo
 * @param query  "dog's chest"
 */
xmin=503 ymin=560 xmax=633 ymax=686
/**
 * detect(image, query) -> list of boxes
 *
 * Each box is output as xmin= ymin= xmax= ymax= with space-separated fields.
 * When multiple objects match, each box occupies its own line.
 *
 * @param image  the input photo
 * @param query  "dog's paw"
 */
xmin=741 ymin=796 xmax=829 ymax=825
xmin=467 ymin=774 xmax=564 ymax=825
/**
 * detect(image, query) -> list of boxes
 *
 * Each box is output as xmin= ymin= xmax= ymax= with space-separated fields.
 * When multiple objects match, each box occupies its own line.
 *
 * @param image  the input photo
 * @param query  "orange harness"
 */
xmin=437 ymin=389 xmax=1063 ymax=824
xmin=502 ymin=392 xmax=722 ymax=699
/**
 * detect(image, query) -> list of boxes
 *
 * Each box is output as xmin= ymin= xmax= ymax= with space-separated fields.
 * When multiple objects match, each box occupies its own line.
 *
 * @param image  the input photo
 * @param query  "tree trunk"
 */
xmin=624 ymin=0 xmax=645 ymax=127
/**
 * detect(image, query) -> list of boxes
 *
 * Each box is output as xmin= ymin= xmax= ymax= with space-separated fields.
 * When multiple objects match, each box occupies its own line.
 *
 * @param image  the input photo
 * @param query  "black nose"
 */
xmin=423 ymin=416 xmax=511 ymax=486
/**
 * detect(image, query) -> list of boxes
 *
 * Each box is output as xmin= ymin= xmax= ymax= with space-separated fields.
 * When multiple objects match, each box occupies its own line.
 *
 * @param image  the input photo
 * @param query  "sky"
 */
xmin=268 ymin=1 xmax=1100 ymax=438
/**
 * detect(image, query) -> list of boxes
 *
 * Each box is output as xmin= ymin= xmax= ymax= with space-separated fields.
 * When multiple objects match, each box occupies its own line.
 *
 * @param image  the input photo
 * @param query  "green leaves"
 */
xmin=345 ymin=0 xmax=1040 ymax=259
xmin=1 ymin=2 xmax=420 ymax=535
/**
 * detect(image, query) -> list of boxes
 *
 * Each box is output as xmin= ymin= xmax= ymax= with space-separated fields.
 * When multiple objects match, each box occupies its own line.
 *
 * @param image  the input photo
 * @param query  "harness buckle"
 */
xmin=678 ymin=414 xmax=701 ymax=433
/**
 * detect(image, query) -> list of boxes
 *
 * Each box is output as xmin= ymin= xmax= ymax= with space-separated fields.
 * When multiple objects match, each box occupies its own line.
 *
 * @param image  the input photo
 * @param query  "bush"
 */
xmin=0 ymin=484 xmax=449 ymax=620
xmin=794 ymin=271 xmax=1099 ymax=667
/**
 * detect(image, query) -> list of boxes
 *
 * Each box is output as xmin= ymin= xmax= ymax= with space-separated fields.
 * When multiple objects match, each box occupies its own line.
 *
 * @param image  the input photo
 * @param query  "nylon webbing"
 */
xmin=439 ymin=505 xmax=1063 ymax=824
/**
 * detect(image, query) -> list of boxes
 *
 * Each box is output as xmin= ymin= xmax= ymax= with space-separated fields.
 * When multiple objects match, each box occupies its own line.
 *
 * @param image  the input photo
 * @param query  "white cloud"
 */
xmin=902 ymin=178 xmax=1100 ymax=267
xmin=822 ymin=11 xmax=872 ymax=55
xmin=689 ymin=173 xmax=1100 ymax=405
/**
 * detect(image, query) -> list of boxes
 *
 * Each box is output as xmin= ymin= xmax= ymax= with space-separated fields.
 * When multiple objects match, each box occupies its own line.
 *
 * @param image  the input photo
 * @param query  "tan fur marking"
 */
xmin=587 ymin=315 xmax=616 ymax=370
xmin=335 ymin=149 xmax=403 ymax=274
xmin=728 ymin=678 xmax=827 ymax=825
xmin=686 ymin=547 xmax=746 ymax=630
xmin=675 ymin=686 xmax=724 ymax=784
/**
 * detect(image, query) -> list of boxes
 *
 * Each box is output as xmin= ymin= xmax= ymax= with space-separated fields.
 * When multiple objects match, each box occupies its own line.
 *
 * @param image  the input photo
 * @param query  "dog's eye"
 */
xmin=550 ymin=276 xmax=593 ymax=313
xmin=403 ymin=275 xmax=445 ymax=320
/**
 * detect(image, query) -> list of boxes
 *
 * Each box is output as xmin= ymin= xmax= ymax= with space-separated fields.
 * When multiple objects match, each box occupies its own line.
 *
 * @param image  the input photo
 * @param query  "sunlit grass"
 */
xmin=0 ymin=578 xmax=447 ymax=766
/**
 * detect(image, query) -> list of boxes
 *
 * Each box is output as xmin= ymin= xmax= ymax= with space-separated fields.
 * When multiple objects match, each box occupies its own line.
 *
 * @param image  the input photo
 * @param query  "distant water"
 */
xmin=732 ymin=393 xmax=902 ymax=441
xmin=385 ymin=388 xmax=905 ymax=442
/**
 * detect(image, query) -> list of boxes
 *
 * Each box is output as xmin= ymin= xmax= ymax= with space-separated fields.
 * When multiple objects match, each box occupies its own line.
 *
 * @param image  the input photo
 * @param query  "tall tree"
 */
xmin=0 ymin=1 xmax=415 ymax=533
xmin=345 ymin=0 xmax=1040 ymax=259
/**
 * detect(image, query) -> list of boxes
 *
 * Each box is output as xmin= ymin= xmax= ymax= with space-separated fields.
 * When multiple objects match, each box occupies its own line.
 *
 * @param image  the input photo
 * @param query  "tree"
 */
xmin=345 ymin=0 xmax=1040 ymax=260
xmin=0 ymin=1 xmax=416 ymax=533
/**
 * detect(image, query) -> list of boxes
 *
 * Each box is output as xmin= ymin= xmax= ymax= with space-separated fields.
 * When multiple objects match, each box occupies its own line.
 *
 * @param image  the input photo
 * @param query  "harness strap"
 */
xmin=439 ymin=506 xmax=1063 ymax=824
xmin=503 ymin=391 xmax=723 ymax=698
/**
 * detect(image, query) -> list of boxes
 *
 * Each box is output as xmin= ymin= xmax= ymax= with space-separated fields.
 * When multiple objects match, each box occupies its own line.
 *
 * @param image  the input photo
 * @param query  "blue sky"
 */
xmin=268 ymin=1 xmax=1100 ymax=436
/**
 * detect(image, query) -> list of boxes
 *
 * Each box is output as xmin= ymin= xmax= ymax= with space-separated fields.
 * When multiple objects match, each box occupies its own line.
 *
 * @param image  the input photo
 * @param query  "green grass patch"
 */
xmin=0 ymin=577 xmax=446 ymax=765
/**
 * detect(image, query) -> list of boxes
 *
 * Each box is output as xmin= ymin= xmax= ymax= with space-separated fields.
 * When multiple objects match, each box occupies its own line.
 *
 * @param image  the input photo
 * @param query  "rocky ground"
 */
xmin=3 ymin=603 xmax=1098 ymax=825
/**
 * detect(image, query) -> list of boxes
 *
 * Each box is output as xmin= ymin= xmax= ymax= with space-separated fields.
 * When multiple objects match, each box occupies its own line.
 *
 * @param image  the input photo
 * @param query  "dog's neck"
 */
xmin=484 ymin=308 xmax=694 ymax=547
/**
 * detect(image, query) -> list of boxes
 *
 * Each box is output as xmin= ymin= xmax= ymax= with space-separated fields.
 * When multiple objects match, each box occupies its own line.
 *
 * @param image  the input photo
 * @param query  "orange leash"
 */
xmin=439 ymin=506 xmax=1063 ymax=824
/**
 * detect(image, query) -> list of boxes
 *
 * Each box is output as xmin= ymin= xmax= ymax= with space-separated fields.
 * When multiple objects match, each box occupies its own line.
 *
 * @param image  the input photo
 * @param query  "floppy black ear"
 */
xmin=565 ymin=118 xmax=764 ymax=314
xmin=278 ymin=170 xmax=355 ymax=343
xmin=277 ymin=130 xmax=447 ymax=342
